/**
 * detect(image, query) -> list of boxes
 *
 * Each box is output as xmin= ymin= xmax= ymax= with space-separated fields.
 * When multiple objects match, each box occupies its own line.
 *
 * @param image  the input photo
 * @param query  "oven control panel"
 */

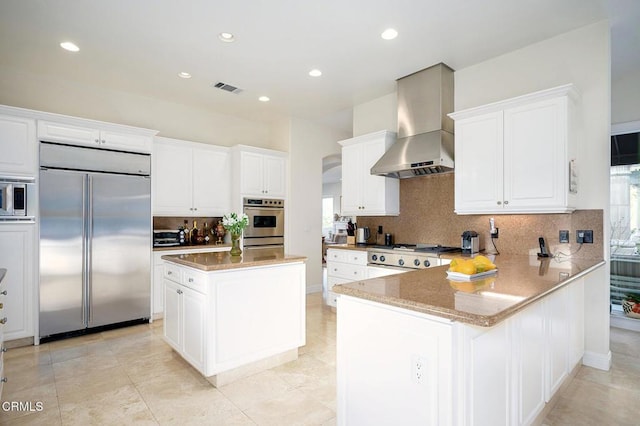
xmin=368 ymin=250 xmax=438 ymax=270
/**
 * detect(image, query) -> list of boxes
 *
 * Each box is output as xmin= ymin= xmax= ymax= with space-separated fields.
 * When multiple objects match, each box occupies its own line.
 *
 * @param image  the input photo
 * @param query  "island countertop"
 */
xmin=162 ymin=248 xmax=307 ymax=272
xmin=332 ymin=254 xmax=605 ymax=327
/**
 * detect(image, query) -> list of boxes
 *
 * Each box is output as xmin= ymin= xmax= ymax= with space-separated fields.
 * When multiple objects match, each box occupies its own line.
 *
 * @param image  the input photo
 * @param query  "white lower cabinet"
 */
xmin=163 ymin=266 xmax=207 ymax=372
xmin=511 ymin=302 xmax=546 ymax=425
xmin=325 ymin=248 xmax=367 ymax=307
xmin=337 ymin=277 xmax=586 ymax=426
xmin=0 ymin=223 xmax=35 ymax=341
xmin=163 ymin=260 xmax=305 ymax=379
xmin=152 ymin=246 xmax=229 ymax=318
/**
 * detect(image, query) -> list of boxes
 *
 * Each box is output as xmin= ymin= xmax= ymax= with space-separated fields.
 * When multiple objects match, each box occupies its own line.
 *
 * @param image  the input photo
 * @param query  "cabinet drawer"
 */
xmin=346 ymin=251 xmax=367 ymax=265
xmin=326 ymin=249 xmax=348 ymax=263
xmin=164 ymin=263 xmax=182 ymax=283
xmin=326 ymin=290 xmax=339 ymax=308
xmin=327 ymin=262 xmax=366 ymax=281
xmin=182 ymin=270 xmax=207 ymax=294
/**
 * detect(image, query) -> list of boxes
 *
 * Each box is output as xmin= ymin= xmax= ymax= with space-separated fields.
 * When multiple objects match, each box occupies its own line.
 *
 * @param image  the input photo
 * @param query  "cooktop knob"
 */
xmin=424 ymin=259 xmax=431 ymax=267
xmin=380 ymin=255 xmax=386 ymax=262
xmin=398 ymin=259 xmax=405 ymax=266
xmin=371 ymin=254 xmax=378 ymax=261
xmin=414 ymin=259 xmax=421 ymax=267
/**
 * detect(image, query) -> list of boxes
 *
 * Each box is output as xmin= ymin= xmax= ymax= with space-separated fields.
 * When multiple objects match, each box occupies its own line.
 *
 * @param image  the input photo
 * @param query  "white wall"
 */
xmin=0 ymin=65 xmax=273 ymax=148
xmin=612 ymin=69 xmax=640 ymax=125
xmin=352 ymin=92 xmax=396 ymax=137
xmin=287 ymin=117 xmax=349 ymax=293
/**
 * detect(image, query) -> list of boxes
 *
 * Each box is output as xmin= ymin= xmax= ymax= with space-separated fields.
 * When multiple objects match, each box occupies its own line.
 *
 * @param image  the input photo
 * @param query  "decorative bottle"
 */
xmin=191 ymin=220 xmax=199 ymax=245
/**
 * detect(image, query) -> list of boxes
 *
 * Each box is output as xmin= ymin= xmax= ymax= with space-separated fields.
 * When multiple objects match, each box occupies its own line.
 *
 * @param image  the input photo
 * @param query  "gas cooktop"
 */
xmin=371 ymin=244 xmax=462 ymax=254
xmin=367 ymin=244 xmax=461 ymax=269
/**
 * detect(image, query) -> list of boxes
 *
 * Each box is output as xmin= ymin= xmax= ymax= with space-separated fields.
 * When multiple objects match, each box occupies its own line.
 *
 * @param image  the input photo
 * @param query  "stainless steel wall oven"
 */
xmin=243 ymin=197 xmax=284 ymax=250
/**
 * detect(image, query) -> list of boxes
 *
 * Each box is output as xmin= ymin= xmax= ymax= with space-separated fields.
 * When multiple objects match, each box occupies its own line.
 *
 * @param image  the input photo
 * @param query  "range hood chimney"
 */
xmin=371 ymin=63 xmax=455 ymax=179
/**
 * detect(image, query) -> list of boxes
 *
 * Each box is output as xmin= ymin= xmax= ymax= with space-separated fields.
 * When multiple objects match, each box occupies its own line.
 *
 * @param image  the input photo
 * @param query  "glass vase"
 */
xmin=230 ymin=232 xmax=242 ymax=256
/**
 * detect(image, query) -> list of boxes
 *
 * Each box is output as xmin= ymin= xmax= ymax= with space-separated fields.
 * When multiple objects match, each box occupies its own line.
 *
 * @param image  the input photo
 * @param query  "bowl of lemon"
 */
xmin=447 ymin=255 xmax=497 ymax=281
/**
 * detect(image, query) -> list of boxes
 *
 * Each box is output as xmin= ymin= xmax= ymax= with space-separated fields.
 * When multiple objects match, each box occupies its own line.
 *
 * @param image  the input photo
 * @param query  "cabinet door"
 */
xmin=341 ymin=143 xmax=363 ymax=215
xmin=0 ymin=223 xmax=35 ymax=340
xmin=192 ymin=147 xmax=230 ymax=215
xmin=263 ymin=155 xmax=286 ymax=197
xmin=101 ymin=130 xmax=151 ymax=153
xmin=0 ymin=115 xmax=37 ymax=176
xmin=37 ymin=121 xmax=100 ymax=147
xmin=152 ymin=142 xmax=193 ymax=215
xmin=544 ymin=286 xmax=569 ymax=401
xmin=512 ymin=302 xmax=545 ymax=425
xmin=454 ymin=112 xmax=504 ymax=214
xmin=461 ymin=321 xmax=510 ymax=426
xmin=504 ymin=98 xmax=566 ymax=211
xmin=163 ymin=279 xmax=182 ymax=351
xmin=182 ymin=287 xmax=205 ymax=371
xmin=239 ymin=151 xmax=265 ymax=196
xmin=361 ymin=140 xmax=391 ymax=214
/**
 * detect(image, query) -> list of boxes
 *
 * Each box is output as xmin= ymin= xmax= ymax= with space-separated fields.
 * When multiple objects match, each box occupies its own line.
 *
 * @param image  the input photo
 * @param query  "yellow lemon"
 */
xmin=457 ymin=260 xmax=477 ymax=275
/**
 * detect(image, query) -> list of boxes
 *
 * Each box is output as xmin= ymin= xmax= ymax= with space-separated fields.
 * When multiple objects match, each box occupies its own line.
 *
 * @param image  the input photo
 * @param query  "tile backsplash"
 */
xmin=356 ymin=173 xmax=603 ymax=259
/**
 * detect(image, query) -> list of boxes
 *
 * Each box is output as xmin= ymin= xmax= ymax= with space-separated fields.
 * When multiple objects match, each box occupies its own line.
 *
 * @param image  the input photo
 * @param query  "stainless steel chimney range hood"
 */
xmin=371 ymin=63 xmax=455 ymax=179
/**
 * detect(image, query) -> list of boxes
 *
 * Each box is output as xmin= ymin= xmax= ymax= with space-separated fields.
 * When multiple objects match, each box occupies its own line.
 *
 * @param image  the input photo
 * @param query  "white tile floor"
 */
xmin=0 ymin=293 xmax=638 ymax=425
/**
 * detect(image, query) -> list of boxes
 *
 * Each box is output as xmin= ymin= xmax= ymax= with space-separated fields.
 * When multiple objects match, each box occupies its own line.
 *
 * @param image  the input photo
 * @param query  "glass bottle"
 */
xmin=183 ymin=220 xmax=190 ymax=245
xmin=203 ymin=222 xmax=210 ymax=244
xmin=191 ymin=220 xmax=199 ymax=245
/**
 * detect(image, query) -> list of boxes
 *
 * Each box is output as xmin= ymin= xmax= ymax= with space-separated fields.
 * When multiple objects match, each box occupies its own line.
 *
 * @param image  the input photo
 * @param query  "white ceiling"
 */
xmin=1 ymin=0 xmax=638 ymax=137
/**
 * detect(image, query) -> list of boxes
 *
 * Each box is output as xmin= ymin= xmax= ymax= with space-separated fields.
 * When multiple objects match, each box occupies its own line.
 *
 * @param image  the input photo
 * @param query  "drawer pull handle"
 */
xmin=167 ymin=271 xmax=173 ymax=275
xmin=1 ymin=347 xmax=6 ymax=353
xmin=0 ymin=378 xmax=7 ymax=383
xmin=176 ymin=289 xmax=183 ymax=295
xmin=0 ymin=290 xmax=6 ymax=295
xmin=188 ymin=278 xmax=194 ymax=283
xmin=0 ymin=317 xmax=7 ymax=324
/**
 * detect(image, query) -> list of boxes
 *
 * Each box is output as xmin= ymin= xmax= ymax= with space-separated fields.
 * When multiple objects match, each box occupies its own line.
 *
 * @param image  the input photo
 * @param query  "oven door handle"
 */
xmin=243 ymin=206 xmax=283 ymax=211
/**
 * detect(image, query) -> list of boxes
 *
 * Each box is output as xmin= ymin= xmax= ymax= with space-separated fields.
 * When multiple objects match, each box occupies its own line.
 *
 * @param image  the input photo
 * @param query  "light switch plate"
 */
xmin=559 ymin=230 xmax=569 ymax=243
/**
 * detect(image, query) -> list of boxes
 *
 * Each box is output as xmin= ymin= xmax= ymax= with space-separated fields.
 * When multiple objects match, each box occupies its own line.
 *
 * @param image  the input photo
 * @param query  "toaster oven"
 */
xmin=153 ymin=229 xmax=181 ymax=247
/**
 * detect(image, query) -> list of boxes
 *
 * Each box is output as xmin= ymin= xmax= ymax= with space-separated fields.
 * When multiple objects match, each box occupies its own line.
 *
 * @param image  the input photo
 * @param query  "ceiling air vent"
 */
xmin=212 ymin=81 xmax=243 ymax=94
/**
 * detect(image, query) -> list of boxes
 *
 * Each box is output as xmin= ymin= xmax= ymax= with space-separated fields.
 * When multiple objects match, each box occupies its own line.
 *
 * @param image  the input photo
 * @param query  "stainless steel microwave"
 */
xmin=0 ymin=177 xmax=34 ymax=217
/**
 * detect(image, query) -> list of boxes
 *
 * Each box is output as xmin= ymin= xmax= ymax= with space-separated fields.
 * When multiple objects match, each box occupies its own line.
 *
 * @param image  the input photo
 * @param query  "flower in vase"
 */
xmin=222 ymin=212 xmax=249 ymax=236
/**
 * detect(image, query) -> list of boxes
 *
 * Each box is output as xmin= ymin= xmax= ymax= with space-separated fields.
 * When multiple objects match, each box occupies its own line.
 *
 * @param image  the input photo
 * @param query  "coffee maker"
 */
xmin=461 ymin=231 xmax=481 ymax=253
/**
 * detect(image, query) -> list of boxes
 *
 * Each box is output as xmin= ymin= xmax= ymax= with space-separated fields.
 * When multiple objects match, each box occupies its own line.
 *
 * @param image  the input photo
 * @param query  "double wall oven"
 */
xmin=242 ymin=197 xmax=284 ymax=251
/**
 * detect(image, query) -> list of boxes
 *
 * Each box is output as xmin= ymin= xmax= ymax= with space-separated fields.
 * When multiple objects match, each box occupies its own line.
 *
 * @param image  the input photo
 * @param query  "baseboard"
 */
xmin=306 ymin=283 xmax=322 ymax=294
xmin=582 ymin=350 xmax=612 ymax=371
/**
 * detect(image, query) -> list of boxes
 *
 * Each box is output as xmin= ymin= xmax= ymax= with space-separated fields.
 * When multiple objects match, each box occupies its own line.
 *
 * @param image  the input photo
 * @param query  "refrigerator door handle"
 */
xmin=86 ymin=175 xmax=94 ymax=324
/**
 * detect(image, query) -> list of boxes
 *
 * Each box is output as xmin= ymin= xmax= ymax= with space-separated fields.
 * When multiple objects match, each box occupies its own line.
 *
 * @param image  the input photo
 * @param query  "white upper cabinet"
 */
xmin=339 ymin=130 xmax=399 ymax=216
xmin=450 ymin=84 xmax=579 ymax=214
xmin=153 ymin=137 xmax=230 ymax=216
xmin=38 ymin=120 xmax=152 ymax=153
xmin=0 ymin=114 xmax=37 ymax=176
xmin=233 ymin=146 xmax=287 ymax=198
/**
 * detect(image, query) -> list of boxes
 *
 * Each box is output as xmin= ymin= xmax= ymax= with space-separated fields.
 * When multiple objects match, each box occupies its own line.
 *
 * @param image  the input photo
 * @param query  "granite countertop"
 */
xmin=332 ymin=254 xmax=605 ymax=327
xmin=153 ymin=243 xmax=231 ymax=252
xmin=162 ymin=248 xmax=307 ymax=272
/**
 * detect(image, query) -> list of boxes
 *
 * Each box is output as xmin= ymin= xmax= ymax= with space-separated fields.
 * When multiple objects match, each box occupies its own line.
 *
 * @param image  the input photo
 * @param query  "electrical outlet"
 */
xmin=559 ymin=230 xmax=569 ymax=243
xmin=576 ymin=230 xmax=594 ymax=244
xmin=412 ymin=355 xmax=428 ymax=384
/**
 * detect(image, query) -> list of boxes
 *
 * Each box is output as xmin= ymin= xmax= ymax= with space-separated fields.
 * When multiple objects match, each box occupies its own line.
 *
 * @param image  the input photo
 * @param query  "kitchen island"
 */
xmin=161 ymin=249 xmax=306 ymax=386
xmin=333 ymin=254 xmax=604 ymax=426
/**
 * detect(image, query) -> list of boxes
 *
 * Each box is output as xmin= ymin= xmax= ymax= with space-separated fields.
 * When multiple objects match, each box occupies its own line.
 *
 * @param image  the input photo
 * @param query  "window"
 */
xmin=322 ymin=197 xmax=334 ymax=239
xmin=610 ymin=132 xmax=640 ymax=306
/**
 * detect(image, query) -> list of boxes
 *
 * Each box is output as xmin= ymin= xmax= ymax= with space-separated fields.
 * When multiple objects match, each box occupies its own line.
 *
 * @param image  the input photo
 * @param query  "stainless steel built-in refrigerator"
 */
xmin=39 ymin=142 xmax=151 ymax=339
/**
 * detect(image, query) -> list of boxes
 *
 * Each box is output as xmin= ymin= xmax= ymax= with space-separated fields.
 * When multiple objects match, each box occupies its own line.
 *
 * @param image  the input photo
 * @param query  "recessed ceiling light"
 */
xmin=258 ymin=96 xmax=270 ymax=102
xmin=309 ymin=69 xmax=322 ymax=77
xmin=177 ymin=72 xmax=192 ymax=79
xmin=381 ymin=28 xmax=398 ymax=40
xmin=60 ymin=41 xmax=80 ymax=52
xmin=218 ymin=32 xmax=235 ymax=42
